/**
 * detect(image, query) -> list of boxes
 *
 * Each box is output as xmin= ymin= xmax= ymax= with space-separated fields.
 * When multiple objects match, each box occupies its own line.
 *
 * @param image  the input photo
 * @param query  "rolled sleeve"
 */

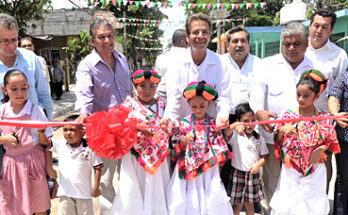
xmin=34 ymin=56 xmax=53 ymax=120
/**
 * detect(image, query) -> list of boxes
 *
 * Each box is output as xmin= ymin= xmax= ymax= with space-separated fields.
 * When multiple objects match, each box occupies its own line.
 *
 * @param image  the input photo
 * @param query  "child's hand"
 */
xmin=2 ymin=133 xmax=19 ymax=148
xmin=182 ymin=131 xmax=194 ymax=143
xmin=137 ymin=122 xmax=153 ymax=138
xmin=92 ymin=187 xmax=101 ymax=198
xmin=159 ymin=118 xmax=173 ymax=135
xmin=249 ymin=163 xmax=261 ymax=174
xmin=235 ymin=123 xmax=245 ymax=135
xmin=279 ymin=123 xmax=297 ymax=135
xmin=309 ymin=147 xmax=326 ymax=164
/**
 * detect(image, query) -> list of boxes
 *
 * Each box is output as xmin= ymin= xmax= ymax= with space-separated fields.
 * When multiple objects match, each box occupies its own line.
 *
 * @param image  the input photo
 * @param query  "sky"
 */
xmin=51 ymin=0 xmax=186 ymax=47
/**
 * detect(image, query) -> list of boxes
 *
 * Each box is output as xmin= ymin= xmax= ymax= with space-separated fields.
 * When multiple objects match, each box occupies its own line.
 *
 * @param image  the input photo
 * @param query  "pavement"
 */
xmin=52 ymin=84 xmax=76 ymax=120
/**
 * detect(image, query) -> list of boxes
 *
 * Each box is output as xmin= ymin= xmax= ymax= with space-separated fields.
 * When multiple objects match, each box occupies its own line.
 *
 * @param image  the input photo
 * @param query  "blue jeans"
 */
xmin=334 ymin=138 xmax=348 ymax=215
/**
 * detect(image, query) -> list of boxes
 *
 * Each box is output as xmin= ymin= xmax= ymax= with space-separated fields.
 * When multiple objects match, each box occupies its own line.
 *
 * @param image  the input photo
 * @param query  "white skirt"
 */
xmin=270 ymin=163 xmax=329 ymax=215
xmin=109 ymin=153 xmax=170 ymax=215
xmin=166 ymin=164 xmax=233 ymax=215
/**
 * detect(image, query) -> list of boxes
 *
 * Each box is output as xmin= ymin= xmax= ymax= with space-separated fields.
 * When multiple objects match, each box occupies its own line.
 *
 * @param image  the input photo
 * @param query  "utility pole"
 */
xmin=217 ymin=0 xmax=221 ymax=54
xmin=123 ymin=6 xmax=127 ymax=56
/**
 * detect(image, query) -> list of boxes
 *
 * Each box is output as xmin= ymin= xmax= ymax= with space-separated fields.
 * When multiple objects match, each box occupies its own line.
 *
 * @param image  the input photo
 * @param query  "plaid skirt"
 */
xmin=226 ymin=166 xmax=264 ymax=205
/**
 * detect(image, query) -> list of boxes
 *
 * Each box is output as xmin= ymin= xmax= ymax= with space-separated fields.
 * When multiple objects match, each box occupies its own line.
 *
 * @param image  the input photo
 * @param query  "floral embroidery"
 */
xmin=121 ymin=95 xmax=169 ymax=174
xmin=172 ymin=114 xmax=233 ymax=180
xmin=274 ymin=109 xmax=340 ymax=176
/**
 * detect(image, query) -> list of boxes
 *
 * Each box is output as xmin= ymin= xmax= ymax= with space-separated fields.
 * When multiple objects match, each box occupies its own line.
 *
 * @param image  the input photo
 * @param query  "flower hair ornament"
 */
xmin=183 ymin=80 xmax=218 ymax=101
xmin=300 ymin=69 xmax=328 ymax=95
xmin=132 ymin=70 xmax=161 ymax=84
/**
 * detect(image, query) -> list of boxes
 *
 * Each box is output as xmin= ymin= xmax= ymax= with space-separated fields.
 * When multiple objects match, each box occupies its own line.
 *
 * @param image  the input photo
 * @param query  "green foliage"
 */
xmin=0 ymin=0 xmax=52 ymax=37
xmin=92 ymin=1 xmax=167 ymax=68
xmin=63 ymin=30 xmax=92 ymax=78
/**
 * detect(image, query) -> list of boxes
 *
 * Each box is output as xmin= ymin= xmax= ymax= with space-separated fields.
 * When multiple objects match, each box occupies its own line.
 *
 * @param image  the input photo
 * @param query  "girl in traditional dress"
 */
xmin=167 ymin=80 xmax=233 ymax=215
xmin=110 ymin=69 xmax=170 ymax=215
xmin=0 ymin=69 xmax=53 ymax=215
xmin=270 ymin=70 xmax=340 ymax=215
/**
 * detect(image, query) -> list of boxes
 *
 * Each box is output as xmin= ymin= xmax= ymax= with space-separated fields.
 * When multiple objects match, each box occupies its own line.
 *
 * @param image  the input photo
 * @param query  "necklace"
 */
xmin=190 ymin=113 xmax=209 ymax=152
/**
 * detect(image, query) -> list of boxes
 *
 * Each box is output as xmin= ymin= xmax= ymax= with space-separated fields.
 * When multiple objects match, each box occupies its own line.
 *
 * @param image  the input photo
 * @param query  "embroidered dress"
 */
xmin=110 ymin=95 xmax=170 ymax=215
xmin=0 ymin=101 xmax=53 ymax=215
xmin=270 ymin=108 xmax=340 ymax=215
xmin=167 ymin=114 xmax=233 ymax=215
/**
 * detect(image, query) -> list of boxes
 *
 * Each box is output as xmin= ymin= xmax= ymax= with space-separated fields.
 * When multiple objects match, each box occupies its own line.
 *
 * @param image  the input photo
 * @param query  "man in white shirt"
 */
xmin=220 ymin=26 xmax=263 ymax=122
xmin=249 ymin=22 xmax=313 ymax=215
xmin=305 ymin=9 xmax=347 ymax=199
xmin=155 ymin=29 xmax=188 ymax=100
xmin=161 ymin=13 xmax=230 ymax=129
xmin=219 ymin=26 xmax=263 ymax=194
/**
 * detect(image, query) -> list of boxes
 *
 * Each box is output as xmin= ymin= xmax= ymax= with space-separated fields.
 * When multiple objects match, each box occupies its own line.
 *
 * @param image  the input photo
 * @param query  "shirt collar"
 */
xmin=308 ymin=39 xmax=331 ymax=51
xmin=185 ymin=48 xmax=217 ymax=66
xmin=90 ymin=48 xmax=121 ymax=66
xmin=228 ymin=52 xmax=251 ymax=69
xmin=5 ymin=100 xmax=32 ymax=117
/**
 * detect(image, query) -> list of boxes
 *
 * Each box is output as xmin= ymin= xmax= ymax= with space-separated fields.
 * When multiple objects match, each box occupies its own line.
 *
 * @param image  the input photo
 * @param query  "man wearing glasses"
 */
xmin=0 ymin=13 xmax=52 ymax=119
xmin=75 ymin=18 xmax=132 ymax=215
xmin=20 ymin=37 xmax=51 ymax=93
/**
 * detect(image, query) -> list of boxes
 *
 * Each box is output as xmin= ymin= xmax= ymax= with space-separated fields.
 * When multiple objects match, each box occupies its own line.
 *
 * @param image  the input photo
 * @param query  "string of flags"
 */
xmin=95 ymin=15 xmax=245 ymax=28
xmin=86 ymin=0 xmax=266 ymax=10
xmin=127 ymin=34 xmax=167 ymax=43
xmin=135 ymin=47 xmax=163 ymax=51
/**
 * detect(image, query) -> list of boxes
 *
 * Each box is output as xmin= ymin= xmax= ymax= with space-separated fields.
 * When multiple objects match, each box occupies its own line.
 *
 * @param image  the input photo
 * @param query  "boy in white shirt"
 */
xmin=44 ymin=115 xmax=103 ymax=215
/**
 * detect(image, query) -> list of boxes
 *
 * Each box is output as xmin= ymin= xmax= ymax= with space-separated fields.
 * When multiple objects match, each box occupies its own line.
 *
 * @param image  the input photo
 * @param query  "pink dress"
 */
xmin=0 ymin=102 xmax=51 ymax=215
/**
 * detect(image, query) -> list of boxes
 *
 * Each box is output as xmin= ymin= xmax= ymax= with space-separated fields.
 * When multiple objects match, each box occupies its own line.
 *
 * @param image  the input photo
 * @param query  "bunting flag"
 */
xmin=126 ymin=34 xmax=171 ymax=43
xmin=95 ymin=15 xmax=245 ymax=27
xmin=86 ymin=0 xmax=266 ymax=10
xmin=135 ymin=47 xmax=163 ymax=51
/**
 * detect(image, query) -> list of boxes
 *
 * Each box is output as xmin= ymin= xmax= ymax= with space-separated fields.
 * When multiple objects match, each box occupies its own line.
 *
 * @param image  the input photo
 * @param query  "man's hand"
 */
xmin=256 ymin=110 xmax=277 ymax=133
xmin=76 ymin=113 xmax=89 ymax=123
xmin=333 ymin=112 xmax=348 ymax=128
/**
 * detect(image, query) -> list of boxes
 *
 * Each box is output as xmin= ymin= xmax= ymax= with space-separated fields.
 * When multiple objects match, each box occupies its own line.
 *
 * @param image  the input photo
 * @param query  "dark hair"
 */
xmin=227 ymin=26 xmax=250 ymax=44
xmin=235 ymin=103 xmax=254 ymax=121
xmin=172 ymin=29 xmax=187 ymax=47
xmin=63 ymin=114 xmax=80 ymax=122
xmin=185 ymin=13 xmax=212 ymax=35
xmin=235 ymin=102 xmax=259 ymax=138
xmin=90 ymin=18 xmax=115 ymax=39
xmin=2 ymin=69 xmax=28 ymax=103
xmin=297 ymin=70 xmax=328 ymax=95
xmin=310 ymin=8 xmax=336 ymax=28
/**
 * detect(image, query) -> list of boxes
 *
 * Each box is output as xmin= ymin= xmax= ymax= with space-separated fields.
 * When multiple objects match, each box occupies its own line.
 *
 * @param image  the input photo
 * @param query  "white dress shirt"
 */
xmin=164 ymin=48 xmax=231 ymax=123
xmin=155 ymin=47 xmax=188 ymax=100
xmin=249 ymin=54 xmax=314 ymax=143
xmin=220 ymin=52 xmax=263 ymax=114
xmin=306 ymin=39 xmax=348 ymax=111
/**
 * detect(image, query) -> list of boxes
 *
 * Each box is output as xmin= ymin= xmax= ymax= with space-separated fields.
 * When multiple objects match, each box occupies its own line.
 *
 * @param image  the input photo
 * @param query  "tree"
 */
xmin=62 ymin=30 xmax=92 ymax=82
xmin=0 ymin=0 xmax=52 ymax=37
xmin=92 ymin=1 xmax=167 ymax=69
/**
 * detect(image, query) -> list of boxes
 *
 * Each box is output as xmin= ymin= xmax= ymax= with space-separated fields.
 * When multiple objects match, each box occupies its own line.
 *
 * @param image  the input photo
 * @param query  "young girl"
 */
xmin=0 ymin=69 xmax=53 ymax=215
xmin=224 ymin=103 xmax=268 ymax=215
xmin=270 ymin=70 xmax=340 ymax=215
xmin=110 ymin=69 xmax=170 ymax=215
xmin=167 ymin=80 xmax=233 ymax=215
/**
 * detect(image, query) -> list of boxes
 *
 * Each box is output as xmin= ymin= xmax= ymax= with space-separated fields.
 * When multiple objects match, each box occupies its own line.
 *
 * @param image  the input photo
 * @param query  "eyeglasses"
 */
xmin=0 ymin=38 xmax=18 ymax=45
xmin=21 ymin=44 xmax=33 ymax=48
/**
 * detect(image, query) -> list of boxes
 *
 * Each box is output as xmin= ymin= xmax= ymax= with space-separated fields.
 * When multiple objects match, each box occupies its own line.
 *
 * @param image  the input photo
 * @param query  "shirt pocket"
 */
xmin=268 ymin=83 xmax=284 ymax=97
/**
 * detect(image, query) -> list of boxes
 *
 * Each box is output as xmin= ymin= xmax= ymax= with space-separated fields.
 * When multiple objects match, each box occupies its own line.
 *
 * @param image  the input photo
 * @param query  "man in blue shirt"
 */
xmin=0 ymin=13 xmax=53 ymax=173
